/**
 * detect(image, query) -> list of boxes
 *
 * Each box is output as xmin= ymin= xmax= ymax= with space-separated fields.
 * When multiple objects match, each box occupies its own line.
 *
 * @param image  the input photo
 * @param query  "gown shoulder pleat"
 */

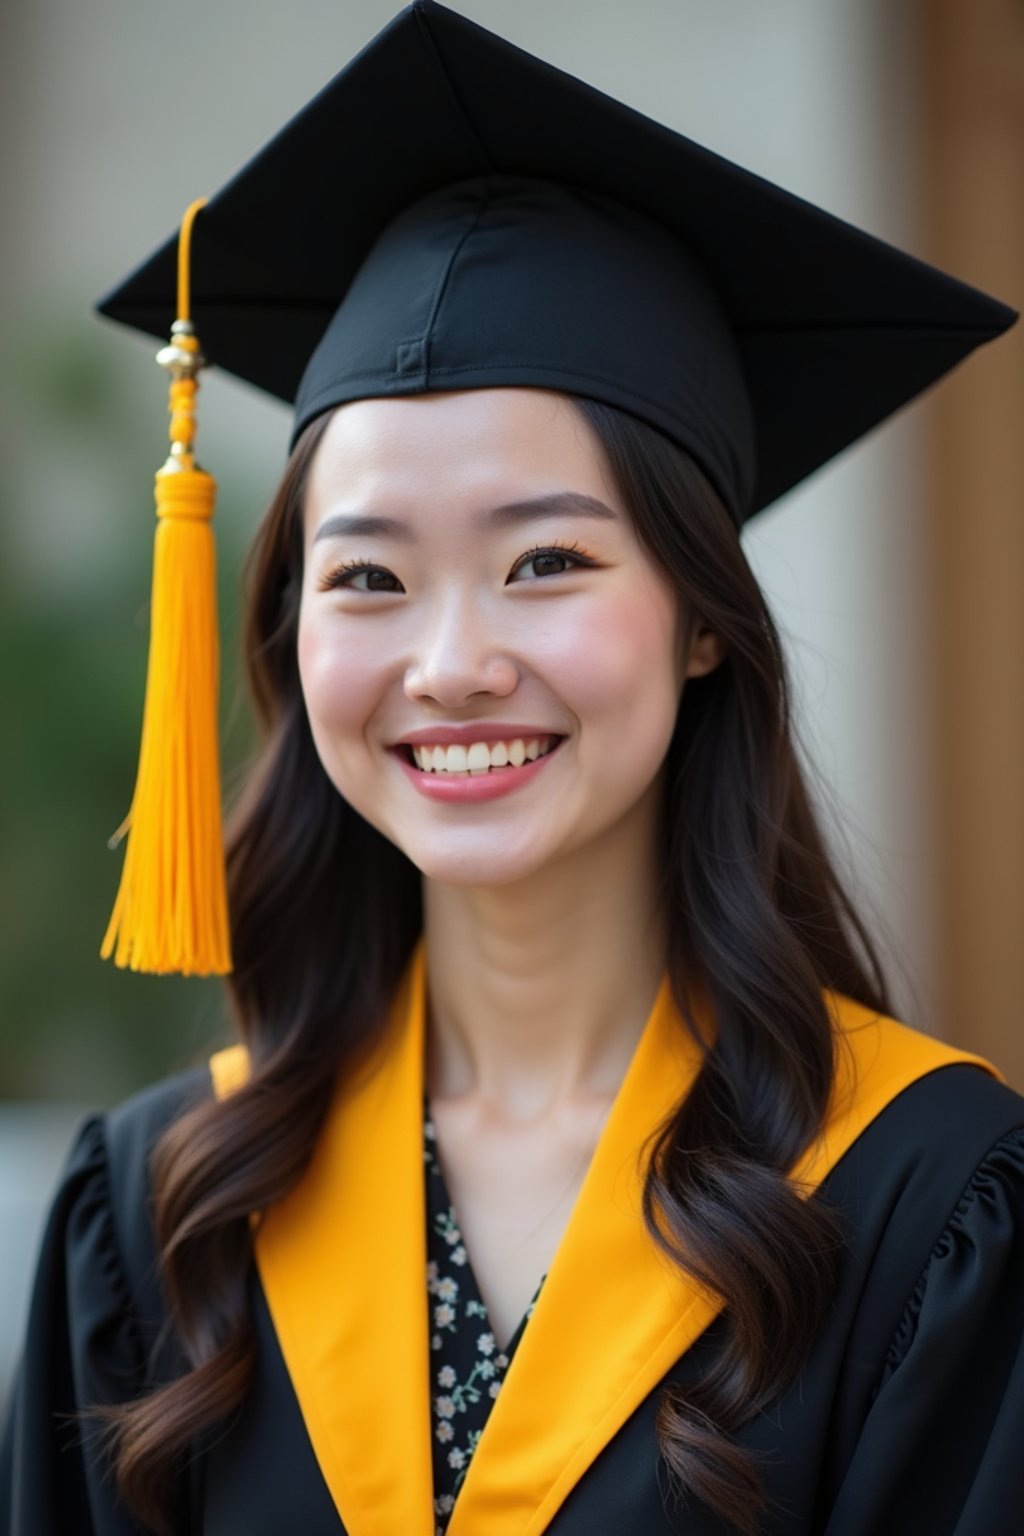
xmin=824 ymin=1123 xmax=1024 ymax=1535
xmin=0 ymin=1066 xmax=210 ymax=1535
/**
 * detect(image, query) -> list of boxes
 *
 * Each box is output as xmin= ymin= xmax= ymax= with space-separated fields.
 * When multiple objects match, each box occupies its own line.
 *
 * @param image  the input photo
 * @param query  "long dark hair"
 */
xmin=99 ymin=394 xmax=892 ymax=1534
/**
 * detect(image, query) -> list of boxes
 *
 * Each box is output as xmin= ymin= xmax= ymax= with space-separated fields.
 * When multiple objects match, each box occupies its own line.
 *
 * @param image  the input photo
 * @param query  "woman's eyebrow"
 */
xmin=312 ymin=491 xmax=618 ymax=544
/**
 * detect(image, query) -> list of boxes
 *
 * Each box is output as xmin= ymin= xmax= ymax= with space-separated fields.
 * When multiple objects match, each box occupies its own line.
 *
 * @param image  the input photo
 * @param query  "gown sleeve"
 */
xmin=825 ymin=1124 xmax=1024 ymax=1536
xmin=0 ymin=1113 xmax=149 ymax=1536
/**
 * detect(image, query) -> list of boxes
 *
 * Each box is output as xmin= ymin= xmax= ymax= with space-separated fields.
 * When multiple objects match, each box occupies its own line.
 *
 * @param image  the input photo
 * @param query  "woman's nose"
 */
xmin=402 ymin=593 xmax=519 ymax=708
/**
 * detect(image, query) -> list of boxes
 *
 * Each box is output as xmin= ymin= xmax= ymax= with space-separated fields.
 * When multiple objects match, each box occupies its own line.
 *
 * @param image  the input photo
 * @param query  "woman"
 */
xmin=3 ymin=4 xmax=1023 ymax=1534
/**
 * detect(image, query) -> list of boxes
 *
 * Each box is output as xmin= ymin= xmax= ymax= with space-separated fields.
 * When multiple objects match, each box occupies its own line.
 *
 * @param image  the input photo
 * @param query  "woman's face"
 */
xmin=298 ymin=388 xmax=722 ymax=887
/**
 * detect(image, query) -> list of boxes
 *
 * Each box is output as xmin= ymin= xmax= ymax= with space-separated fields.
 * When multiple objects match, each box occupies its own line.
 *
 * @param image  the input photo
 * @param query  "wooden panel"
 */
xmin=917 ymin=0 xmax=1024 ymax=1085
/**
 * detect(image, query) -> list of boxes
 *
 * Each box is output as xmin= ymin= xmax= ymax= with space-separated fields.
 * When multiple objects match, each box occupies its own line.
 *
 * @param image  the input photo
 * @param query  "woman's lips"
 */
xmin=390 ymin=736 xmax=566 ymax=803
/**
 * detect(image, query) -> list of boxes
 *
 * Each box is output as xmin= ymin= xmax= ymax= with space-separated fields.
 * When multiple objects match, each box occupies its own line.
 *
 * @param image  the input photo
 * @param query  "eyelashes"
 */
xmin=316 ymin=538 xmax=598 ymax=594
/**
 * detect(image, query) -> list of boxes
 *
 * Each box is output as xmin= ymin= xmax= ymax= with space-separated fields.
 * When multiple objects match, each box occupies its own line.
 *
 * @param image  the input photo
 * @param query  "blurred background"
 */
xmin=1 ymin=0 xmax=1022 ymax=1400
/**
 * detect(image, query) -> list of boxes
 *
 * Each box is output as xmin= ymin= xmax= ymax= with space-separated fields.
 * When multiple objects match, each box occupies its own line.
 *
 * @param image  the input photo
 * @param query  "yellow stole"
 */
xmin=209 ymin=938 xmax=1003 ymax=1536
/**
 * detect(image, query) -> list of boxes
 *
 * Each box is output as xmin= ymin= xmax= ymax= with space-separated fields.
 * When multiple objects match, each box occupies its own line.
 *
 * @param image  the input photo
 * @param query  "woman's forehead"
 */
xmin=303 ymin=389 xmax=621 ymax=534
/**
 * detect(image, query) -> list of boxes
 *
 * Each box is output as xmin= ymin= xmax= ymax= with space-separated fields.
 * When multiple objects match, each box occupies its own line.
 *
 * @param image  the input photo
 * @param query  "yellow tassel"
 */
xmin=101 ymin=198 xmax=232 ymax=975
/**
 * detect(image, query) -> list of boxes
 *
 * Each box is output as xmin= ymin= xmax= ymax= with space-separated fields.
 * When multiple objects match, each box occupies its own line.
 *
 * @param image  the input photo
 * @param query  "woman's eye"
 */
xmin=319 ymin=562 xmax=404 ymax=593
xmin=509 ymin=542 xmax=595 ymax=582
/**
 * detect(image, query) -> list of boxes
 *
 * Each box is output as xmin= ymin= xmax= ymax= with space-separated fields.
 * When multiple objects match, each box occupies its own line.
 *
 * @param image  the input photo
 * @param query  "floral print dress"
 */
xmin=424 ymin=1094 xmax=547 ymax=1536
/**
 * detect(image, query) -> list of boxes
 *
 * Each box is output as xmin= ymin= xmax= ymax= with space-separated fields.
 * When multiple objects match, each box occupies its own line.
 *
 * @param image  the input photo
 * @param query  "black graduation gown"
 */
xmin=3 ymin=995 xmax=1024 ymax=1534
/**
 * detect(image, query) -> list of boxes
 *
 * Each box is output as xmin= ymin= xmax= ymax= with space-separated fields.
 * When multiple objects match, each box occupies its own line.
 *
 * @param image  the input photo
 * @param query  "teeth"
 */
xmin=409 ymin=736 xmax=558 ymax=774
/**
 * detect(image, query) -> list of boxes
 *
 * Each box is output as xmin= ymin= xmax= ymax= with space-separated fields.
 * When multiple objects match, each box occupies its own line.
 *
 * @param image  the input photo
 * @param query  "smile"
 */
xmin=391 ymin=735 xmax=566 ymax=803
xmin=405 ymin=735 xmax=561 ymax=776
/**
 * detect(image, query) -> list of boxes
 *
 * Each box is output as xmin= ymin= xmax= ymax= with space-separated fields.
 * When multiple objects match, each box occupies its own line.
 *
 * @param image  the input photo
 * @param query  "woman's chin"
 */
xmin=399 ymin=834 xmax=563 ymax=891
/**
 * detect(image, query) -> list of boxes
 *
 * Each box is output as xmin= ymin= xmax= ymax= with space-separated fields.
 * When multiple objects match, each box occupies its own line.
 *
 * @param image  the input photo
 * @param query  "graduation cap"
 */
xmin=95 ymin=0 xmax=1016 ymax=977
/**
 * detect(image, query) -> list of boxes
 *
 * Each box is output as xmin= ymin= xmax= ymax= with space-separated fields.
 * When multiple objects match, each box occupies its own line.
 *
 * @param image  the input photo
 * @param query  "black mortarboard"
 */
xmin=97 ymin=0 xmax=1015 ymax=529
xmin=94 ymin=0 xmax=1016 ymax=979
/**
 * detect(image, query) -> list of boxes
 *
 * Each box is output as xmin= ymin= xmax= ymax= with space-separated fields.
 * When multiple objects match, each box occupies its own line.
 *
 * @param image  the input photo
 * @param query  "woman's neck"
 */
xmin=421 ymin=786 xmax=668 ymax=1123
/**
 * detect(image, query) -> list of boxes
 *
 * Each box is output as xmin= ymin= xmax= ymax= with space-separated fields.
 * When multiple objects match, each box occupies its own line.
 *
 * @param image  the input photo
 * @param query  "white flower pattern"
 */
xmin=424 ymin=1096 xmax=546 ymax=1536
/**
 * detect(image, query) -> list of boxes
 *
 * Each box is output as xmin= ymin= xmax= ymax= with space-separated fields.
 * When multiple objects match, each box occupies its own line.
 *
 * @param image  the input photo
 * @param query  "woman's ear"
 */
xmin=684 ymin=622 xmax=726 ymax=679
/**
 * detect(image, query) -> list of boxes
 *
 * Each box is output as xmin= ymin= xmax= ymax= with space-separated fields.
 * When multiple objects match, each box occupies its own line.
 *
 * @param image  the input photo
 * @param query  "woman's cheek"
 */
xmin=554 ymin=587 xmax=680 ymax=738
xmin=297 ymin=611 xmax=383 ymax=738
